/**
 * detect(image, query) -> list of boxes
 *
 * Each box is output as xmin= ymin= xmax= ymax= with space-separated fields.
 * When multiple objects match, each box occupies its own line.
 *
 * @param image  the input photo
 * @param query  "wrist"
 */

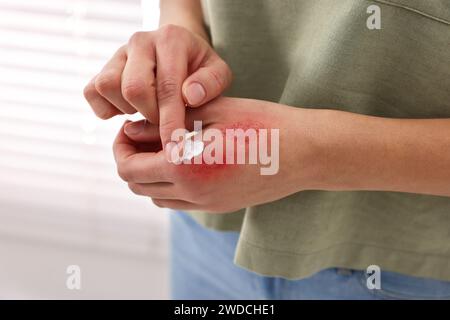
xmin=159 ymin=20 xmax=209 ymax=43
xmin=287 ymin=107 xmax=336 ymax=192
xmin=159 ymin=1 xmax=209 ymax=42
xmin=297 ymin=108 xmax=383 ymax=192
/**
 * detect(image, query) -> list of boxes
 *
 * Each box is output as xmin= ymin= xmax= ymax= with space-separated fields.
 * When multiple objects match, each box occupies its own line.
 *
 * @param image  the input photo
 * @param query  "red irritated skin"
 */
xmin=174 ymin=120 xmax=268 ymax=180
xmin=117 ymin=97 xmax=319 ymax=213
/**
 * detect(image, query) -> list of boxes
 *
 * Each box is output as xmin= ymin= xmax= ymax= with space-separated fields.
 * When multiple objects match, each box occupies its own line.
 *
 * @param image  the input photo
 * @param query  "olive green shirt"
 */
xmin=190 ymin=0 xmax=450 ymax=280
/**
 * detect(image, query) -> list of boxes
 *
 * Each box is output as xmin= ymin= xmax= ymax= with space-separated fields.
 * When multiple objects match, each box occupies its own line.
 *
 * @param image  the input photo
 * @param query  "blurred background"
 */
xmin=0 ymin=0 xmax=169 ymax=299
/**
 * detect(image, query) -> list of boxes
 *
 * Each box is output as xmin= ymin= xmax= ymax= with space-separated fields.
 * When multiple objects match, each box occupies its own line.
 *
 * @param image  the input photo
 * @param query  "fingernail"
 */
xmin=124 ymin=121 xmax=144 ymax=135
xmin=185 ymin=82 xmax=206 ymax=105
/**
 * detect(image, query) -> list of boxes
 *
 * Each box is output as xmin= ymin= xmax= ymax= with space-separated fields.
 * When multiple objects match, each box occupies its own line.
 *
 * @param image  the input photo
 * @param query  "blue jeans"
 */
xmin=170 ymin=211 xmax=450 ymax=300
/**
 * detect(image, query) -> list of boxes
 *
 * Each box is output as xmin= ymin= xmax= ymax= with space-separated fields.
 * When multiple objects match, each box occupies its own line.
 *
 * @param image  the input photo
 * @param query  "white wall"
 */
xmin=0 ymin=0 xmax=170 ymax=299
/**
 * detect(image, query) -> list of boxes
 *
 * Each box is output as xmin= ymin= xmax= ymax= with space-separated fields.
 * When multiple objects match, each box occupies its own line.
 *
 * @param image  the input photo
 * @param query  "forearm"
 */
xmin=159 ymin=0 xmax=209 ymax=41
xmin=305 ymin=109 xmax=450 ymax=197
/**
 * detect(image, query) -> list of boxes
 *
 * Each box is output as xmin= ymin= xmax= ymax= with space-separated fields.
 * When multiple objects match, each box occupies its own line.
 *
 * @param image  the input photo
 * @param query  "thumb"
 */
xmin=182 ymin=56 xmax=232 ymax=107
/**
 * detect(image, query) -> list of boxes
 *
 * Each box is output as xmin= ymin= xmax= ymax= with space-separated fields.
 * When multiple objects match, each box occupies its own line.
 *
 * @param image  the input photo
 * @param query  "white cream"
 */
xmin=181 ymin=131 xmax=204 ymax=161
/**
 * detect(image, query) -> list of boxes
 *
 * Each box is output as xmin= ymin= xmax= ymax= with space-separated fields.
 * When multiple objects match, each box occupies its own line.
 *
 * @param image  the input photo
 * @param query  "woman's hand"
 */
xmin=113 ymin=97 xmax=321 ymax=213
xmin=84 ymin=24 xmax=232 ymax=148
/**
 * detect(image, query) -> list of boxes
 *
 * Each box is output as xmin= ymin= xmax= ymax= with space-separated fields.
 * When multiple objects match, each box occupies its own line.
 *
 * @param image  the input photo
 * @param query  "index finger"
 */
xmin=155 ymin=31 xmax=188 ymax=149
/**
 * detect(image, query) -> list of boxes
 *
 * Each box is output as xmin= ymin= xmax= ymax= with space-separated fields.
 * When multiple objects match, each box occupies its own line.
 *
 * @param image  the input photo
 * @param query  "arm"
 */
xmin=306 ymin=109 xmax=450 ymax=197
xmin=159 ymin=0 xmax=209 ymax=41
xmin=115 ymin=97 xmax=450 ymax=213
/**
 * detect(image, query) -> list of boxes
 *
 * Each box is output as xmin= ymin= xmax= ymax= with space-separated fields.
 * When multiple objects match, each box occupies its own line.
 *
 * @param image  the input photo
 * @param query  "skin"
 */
xmin=86 ymin=0 xmax=450 ymax=213
xmin=113 ymin=97 xmax=311 ymax=213
xmin=83 ymin=0 xmax=231 ymax=148
xmin=117 ymin=96 xmax=450 ymax=213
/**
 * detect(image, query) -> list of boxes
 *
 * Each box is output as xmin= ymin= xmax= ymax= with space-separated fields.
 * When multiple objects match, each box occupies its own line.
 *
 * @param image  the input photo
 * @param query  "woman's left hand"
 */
xmin=113 ymin=97 xmax=321 ymax=213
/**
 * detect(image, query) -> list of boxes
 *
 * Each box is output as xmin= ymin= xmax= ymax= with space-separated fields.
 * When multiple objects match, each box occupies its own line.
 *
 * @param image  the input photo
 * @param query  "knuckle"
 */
xmin=118 ymin=44 xmax=127 ymax=52
xmin=208 ymin=65 xmax=228 ymax=91
xmin=95 ymin=71 xmax=121 ymax=94
xmin=94 ymin=107 xmax=116 ymax=120
xmin=84 ymin=83 xmax=117 ymax=120
xmin=122 ymin=79 xmax=148 ymax=103
xmin=128 ymin=182 xmax=142 ymax=195
xmin=116 ymin=163 xmax=131 ymax=182
xmin=158 ymin=24 xmax=182 ymax=41
xmin=128 ymin=31 xmax=146 ymax=46
xmin=157 ymin=78 xmax=179 ymax=103
xmin=83 ymin=83 xmax=96 ymax=101
xmin=159 ymin=117 xmax=180 ymax=139
xmin=152 ymin=198 xmax=165 ymax=208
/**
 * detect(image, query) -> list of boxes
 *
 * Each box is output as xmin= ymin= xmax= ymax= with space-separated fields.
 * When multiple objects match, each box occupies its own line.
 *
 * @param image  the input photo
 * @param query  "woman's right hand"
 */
xmin=83 ymin=24 xmax=232 ymax=148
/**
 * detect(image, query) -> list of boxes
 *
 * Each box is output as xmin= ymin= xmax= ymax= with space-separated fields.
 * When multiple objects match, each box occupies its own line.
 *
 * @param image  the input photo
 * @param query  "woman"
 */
xmin=84 ymin=0 xmax=450 ymax=299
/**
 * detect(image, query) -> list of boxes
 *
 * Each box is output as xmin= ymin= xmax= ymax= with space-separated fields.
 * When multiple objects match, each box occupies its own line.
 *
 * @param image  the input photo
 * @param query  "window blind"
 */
xmin=0 ymin=0 xmax=168 ymax=257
